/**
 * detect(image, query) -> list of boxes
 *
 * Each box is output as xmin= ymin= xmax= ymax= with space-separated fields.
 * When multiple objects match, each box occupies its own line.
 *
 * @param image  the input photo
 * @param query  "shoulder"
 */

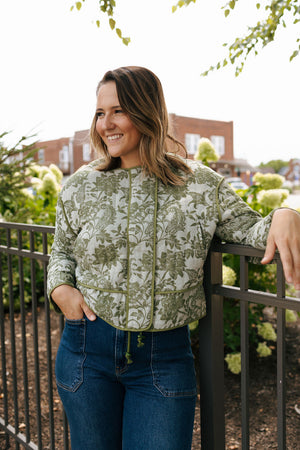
xmin=184 ymin=159 xmax=224 ymax=186
xmin=65 ymin=159 xmax=102 ymax=184
xmin=59 ymin=159 xmax=104 ymax=201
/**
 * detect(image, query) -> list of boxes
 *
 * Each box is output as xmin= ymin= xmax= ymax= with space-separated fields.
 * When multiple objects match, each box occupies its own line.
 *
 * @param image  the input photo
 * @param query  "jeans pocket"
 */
xmin=55 ymin=318 xmax=86 ymax=392
xmin=151 ymin=327 xmax=197 ymax=398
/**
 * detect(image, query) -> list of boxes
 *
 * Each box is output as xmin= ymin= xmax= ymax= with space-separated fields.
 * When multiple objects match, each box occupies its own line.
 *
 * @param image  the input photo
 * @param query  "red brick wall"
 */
xmin=35 ymin=137 xmax=70 ymax=173
xmin=169 ymin=113 xmax=234 ymax=160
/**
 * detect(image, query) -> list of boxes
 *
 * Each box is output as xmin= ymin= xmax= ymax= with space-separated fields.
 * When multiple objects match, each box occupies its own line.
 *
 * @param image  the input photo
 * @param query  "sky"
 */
xmin=0 ymin=0 xmax=299 ymax=167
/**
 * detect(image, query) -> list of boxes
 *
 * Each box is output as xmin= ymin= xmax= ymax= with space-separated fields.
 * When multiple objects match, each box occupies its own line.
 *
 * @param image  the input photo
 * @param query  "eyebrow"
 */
xmin=96 ymin=105 xmax=121 ymax=111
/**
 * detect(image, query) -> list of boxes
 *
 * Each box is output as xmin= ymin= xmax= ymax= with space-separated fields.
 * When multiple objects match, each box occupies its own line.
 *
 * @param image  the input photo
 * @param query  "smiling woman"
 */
xmin=47 ymin=65 xmax=300 ymax=450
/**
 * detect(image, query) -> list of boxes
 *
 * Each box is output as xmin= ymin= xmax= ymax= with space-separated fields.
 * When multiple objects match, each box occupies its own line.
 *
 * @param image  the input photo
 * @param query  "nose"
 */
xmin=103 ymin=114 xmax=115 ymax=130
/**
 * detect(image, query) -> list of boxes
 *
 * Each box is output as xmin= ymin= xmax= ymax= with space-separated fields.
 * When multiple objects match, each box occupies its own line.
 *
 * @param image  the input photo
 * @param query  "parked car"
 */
xmin=226 ymin=177 xmax=249 ymax=190
xmin=229 ymin=181 xmax=249 ymax=190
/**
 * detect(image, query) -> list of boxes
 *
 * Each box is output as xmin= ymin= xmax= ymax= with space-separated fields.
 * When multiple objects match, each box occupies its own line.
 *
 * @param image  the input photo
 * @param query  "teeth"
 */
xmin=107 ymin=134 xmax=122 ymax=141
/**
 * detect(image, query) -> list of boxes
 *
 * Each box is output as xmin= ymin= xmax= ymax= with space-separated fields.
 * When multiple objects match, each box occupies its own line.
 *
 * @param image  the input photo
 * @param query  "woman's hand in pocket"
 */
xmin=51 ymin=285 xmax=97 ymax=321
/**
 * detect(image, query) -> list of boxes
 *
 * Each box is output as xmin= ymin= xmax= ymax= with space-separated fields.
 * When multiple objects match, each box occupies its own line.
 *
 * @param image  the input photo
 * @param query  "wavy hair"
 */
xmin=90 ymin=66 xmax=192 ymax=185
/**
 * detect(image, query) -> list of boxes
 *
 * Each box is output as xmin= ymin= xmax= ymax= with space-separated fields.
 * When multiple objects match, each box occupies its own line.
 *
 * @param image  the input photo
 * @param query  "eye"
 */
xmin=114 ymin=109 xmax=123 ymax=114
xmin=96 ymin=111 xmax=104 ymax=118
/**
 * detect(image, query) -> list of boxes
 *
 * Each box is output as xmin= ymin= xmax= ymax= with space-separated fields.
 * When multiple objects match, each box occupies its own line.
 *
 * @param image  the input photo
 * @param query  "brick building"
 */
xmin=280 ymin=159 xmax=300 ymax=186
xmin=36 ymin=114 xmax=249 ymax=179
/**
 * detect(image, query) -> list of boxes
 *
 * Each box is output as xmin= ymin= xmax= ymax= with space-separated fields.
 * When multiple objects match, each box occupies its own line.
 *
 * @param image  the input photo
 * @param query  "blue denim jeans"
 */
xmin=56 ymin=316 xmax=197 ymax=450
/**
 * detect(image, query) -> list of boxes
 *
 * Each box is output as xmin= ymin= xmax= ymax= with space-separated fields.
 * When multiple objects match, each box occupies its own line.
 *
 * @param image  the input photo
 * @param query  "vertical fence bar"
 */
xmin=59 ymin=314 xmax=70 ymax=450
xmin=29 ymin=230 xmax=42 ymax=449
xmin=240 ymin=255 xmax=250 ymax=449
xmin=0 ymin=250 xmax=10 ymax=448
xmin=18 ymin=229 xmax=31 ymax=444
xmin=199 ymin=247 xmax=225 ymax=449
xmin=7 ymin=228 xmax=20 ymax=450
xmin=42 ymin=231 xmax=56 ymax=449
xmin=276 ymin=259 xmax=286 ymax=450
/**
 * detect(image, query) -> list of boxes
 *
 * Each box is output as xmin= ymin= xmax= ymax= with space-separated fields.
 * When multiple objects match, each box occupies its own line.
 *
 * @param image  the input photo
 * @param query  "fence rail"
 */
xmin=0 ymin=221 xmax=300 ymax=449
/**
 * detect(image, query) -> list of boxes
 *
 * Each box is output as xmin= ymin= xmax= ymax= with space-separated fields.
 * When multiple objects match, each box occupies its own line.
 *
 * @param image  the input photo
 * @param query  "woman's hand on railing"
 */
xmin=51 ymin=285 xmax=97 ymax=321
xmin=261 ymin=208 xmax=300 ymax=290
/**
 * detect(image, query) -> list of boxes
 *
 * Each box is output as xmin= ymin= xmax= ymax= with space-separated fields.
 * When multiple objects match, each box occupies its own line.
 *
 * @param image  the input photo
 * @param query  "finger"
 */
xmin=261 ymin=238 xmax=276 ymax=265
xmin=291 ymin=241 xmax=300 ymax=289
xmin=81 ymin=302 xmax=97 ymax=321
xmin=276 ymin=244 xmax=294 ymax=285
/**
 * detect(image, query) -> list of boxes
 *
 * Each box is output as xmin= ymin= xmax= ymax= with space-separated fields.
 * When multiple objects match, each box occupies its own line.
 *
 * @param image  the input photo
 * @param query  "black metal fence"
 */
xmin=0 ymin=221 xmax=300 ymax=449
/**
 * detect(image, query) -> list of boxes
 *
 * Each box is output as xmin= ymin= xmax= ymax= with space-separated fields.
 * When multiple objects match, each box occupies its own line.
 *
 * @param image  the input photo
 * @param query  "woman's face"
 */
xmin=95 ymin=81 xmax=142 ymax=168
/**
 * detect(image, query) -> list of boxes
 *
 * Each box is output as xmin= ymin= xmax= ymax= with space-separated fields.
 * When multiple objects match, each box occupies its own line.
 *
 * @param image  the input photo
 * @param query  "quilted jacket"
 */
xmin=47 ymin=159 xmax=273 ymax=331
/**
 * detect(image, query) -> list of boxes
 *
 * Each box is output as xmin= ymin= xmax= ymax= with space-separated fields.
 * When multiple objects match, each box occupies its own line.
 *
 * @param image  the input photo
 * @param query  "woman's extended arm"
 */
xmin=215 ymin=179 xmax=300 ymax=289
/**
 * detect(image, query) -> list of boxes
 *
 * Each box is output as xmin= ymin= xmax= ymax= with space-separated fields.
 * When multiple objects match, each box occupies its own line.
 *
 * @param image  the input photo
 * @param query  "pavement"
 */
xmin=286 ymin=193 xmax=300 ymax=210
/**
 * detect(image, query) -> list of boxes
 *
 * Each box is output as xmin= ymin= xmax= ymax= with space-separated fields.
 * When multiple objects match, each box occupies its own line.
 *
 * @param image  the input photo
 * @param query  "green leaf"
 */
xmin=290 ymin=50 xmax=299 ymax=61
xmin=256 ymin=3 xmax=260 ymax=9
xmin=122 ymin=37 xmax=131 ymax=46
xmin=96 ymin=20 xmax=100 ymax=28
xmin=229 ymin=0 xmax=235 ymax=10
xmin=109 ymin=18 xmax=116 ymax=30
xmin=75 ymin=2 xmax=82 ymax=11
xmin=224 ymin=9 xmax=230 ymax=17
xmin=116 ymin=28 xmax=122 ymax=38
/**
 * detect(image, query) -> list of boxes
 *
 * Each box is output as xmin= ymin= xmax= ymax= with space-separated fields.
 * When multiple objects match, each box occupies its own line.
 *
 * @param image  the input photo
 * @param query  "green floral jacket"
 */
xmin=47 ymin=159 xmax=273 ymax=331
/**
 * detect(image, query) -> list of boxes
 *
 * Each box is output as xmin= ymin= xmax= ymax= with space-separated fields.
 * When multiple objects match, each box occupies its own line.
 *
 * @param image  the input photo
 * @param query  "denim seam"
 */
xmin=150 ymin=331 xmax=197 ymax=398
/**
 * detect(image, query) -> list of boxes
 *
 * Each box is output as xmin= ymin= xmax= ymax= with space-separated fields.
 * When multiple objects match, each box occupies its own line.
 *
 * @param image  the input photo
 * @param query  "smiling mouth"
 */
xmin=107 ymin=134 xmax=123 ymax=141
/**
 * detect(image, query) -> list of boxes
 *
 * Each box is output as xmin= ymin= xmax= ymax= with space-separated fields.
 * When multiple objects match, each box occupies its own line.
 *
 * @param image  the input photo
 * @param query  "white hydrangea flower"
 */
xmin=257 ymin=189 xmax=289 ymax=209
xmin=49 ymin=164 xmax=63 ymax=183
xmin=286 ymin=309 xmax=297 ymax=323
xmin=222 ymin=265 xmax=237 ymax=286
xmin=37 ymin=172 xmax=60 ymax=196
xmin=257 ymin=322 xmax=277 ymax=341
xmin=225 ymin=353 xmax=241 ymax=375
xmin=253 ymin=172 xmax=285 ymax=190
xmin=257 ymin=342 xmax=272 ymax=357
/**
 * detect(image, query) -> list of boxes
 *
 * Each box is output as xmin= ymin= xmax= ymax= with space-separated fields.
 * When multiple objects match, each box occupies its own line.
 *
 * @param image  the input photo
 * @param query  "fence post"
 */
xmin=198 ymin=245 xmax=225 ymax=449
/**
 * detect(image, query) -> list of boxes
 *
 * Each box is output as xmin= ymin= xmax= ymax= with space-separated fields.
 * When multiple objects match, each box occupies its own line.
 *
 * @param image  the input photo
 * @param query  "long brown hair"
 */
xmin=90 ymin=66 xmax=192 ymax=185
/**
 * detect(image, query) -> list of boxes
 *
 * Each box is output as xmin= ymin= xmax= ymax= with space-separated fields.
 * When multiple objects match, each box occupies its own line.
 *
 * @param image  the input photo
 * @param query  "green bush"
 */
xmin=223 ymin=172 xmax=298 ymax=374
xmin=0 ymin=134 xmax=61 ymax=311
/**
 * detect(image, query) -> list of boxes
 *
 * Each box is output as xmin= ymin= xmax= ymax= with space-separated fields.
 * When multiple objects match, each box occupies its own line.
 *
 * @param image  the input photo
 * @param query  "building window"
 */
xmin=38 ymin=149 xmax=45 ymax=163
xmin=185 ymin=133 xmax=201 ymax=155
xmin=59 ymin=145 xmax=69 ymax=171
xmin=83 ymin=143 xmax=91 ymax=162
xmin=210 ymin=135 xmax=225 ymax=157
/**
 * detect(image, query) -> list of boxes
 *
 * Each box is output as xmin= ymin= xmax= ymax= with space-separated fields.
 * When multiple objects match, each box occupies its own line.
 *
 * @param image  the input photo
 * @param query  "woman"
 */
xmin=47 ymin=66 xmax=300 ymax=450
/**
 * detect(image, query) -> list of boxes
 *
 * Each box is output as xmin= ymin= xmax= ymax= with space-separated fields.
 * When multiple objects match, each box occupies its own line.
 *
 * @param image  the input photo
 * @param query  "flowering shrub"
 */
xmin=3 ymin=163 xmax=62 ymax=225
xmin=0 ymin=157 xmax=62 ymax=311
xmin=194 ymin=138 xmax=219 ymax=166
xmin=223 ymin=171 xmax=299 ymax=374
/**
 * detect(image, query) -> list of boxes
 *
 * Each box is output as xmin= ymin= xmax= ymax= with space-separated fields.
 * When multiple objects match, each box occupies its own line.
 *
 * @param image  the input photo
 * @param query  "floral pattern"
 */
xmin=47 ymin=159 xmax=273 ymax=331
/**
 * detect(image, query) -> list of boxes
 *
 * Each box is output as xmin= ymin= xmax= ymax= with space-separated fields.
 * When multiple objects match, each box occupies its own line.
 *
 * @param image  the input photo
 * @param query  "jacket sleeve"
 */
xmin=215 ymin=178 xmax=274 ymax=248
xmin=47 ymin=195 xmax=78 ymax=308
